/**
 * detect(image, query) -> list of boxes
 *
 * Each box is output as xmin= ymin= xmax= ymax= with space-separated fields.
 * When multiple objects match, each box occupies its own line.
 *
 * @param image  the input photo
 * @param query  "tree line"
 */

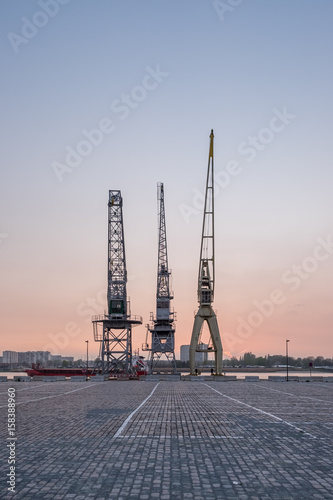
xmin=223 ymin=352 xmax=333 ymax=368
xmin=63 ymin=353 xmax=333 ymax=369
xmin=175 ymin=353 xmax=333 ymax=369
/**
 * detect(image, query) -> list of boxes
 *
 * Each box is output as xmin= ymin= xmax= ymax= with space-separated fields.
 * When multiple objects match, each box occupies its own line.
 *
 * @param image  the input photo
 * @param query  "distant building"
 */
xmin=2 ymin=350 xmax=75 ymax=367
xmin=18 ymin=352 xmax=26 ymax=364
xmin=180 ymin=345 xmax=205 ymax=363
xmin=62 ymin=357 xmax=74 ymax=363
xmin=51 ymin=355 xmax=62 ymax=361
xmin=35 ymin=351 xmax=51 ymax=364
xmin=18 ymin=351 xmax=51 ymax=366
xmin=3 ymin=351 xmax=19 ymax=366
xmin=180 ymin=345 xmax=189 ymax=362
xmin=49 ymin=355 xmax=74 ymax=365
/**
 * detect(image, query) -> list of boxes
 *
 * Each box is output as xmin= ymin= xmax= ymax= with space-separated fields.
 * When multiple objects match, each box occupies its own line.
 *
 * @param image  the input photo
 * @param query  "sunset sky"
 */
xmin=1 ymin=1 xmax=332 ymax=361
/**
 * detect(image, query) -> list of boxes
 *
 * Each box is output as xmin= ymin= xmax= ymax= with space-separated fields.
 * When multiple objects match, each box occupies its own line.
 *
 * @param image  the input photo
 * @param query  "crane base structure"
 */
xmin=189 ymin=306 xmax=223 ymax=375
xmin=144 ymin=312 xmax=177 ymax=374
xmin=92 ymin=314 xmax=142 ymax=374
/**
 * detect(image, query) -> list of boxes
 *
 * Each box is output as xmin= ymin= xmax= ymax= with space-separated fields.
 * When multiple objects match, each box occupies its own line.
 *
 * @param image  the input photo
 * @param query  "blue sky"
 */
xmin=0 ymin=0 xmax=332 ymax=360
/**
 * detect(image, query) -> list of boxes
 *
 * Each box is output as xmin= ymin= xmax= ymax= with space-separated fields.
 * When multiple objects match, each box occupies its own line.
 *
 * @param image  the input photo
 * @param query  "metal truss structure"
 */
xmin=189 ymin=131 xmax=223 ymax=375
xmin=92 ymin=190 xmax=142 ymax=374
xmin=143 ymin=183 xmax=177 ymax=373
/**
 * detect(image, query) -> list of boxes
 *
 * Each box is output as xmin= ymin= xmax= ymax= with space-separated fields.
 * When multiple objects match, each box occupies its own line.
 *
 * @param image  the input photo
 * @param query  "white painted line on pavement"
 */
xmin=257 ymin=385 xmax=333 ymax=404
xmin=0 ymin=383 xmax=105 ymax=407
xmin=0 ymin=384 xmax=54 ymax=395
xmin=204 ymin=383 xmax=317 ymax=439
xmin=114 ymin=382 xmax=160 ymax=438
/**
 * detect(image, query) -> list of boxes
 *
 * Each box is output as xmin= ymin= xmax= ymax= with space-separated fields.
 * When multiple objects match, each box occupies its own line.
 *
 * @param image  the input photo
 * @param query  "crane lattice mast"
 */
xmin=143 ymin=183 xmax=177 ymax=373
xmin=189 ymin=130 xmax=223 ymax=375
xmin=92 ymin=190 xmax=142 ymax=374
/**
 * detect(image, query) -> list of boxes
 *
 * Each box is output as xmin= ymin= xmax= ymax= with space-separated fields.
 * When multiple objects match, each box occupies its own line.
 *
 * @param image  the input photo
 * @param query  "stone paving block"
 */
xmin=268 ymin=376 xmax=286 ymax=382
xmin=90 ymin=375 xmax=106 ymax=382
xmin=1 ymin=379 xmax=333 ymax=499
xmin=145 ymin=375 xmax=160 ymax=381
xmin=0 ymin=376 xmax=8 ymax=382
xmin=108 ymin=374 xmax=130 ymax=381
xmin=216 ymin=375 xmax=237 ymax=381
xmin=42 ymin=376 xmax=58 ymax=382
xmin=160 ymin=374 xmax=181 ymax=381
xmin=13 ymin=375 xmax=31 ymax=382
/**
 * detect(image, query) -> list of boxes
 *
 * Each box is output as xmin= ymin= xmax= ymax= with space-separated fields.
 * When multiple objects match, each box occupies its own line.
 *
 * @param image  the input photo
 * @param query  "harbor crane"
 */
xmin=189 ymin=130 xmax=223 ymax=375
xmin=92 ymin=190 xmax=142 ymax=374
xmin=143 ymin=183 xmax=177 ymax=373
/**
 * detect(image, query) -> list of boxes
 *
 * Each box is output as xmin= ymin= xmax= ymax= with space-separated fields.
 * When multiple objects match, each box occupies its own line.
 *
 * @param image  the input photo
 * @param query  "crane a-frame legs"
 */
xmin=189 ymin=306 xmax=223 ymax=375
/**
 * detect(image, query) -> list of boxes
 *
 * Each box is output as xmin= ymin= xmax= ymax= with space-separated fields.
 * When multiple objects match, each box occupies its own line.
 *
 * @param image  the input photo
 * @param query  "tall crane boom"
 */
xmin=198 ymin=129 xmax=215 ymax=305
xmin=143 ymin=183 xmax=177 ymax=373
xmin=108 ymin=190 xmax=127 ymax=316
xmin=189 ymin=130 xmax=223 ymax=375
xmin=157 ymin=183 xmax=170 ymax=298
xmin=156 ymin=183 xmax=173 ymax=318
xmin=92 ymin=190 xmax=142 ymax=375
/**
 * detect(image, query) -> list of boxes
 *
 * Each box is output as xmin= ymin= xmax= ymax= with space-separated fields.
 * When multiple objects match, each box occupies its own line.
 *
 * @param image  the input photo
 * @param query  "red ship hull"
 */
xmin=25 ymin=363 xmax=147 ymax=378
xmin=25 ymin=364 xmax=95 ymax=377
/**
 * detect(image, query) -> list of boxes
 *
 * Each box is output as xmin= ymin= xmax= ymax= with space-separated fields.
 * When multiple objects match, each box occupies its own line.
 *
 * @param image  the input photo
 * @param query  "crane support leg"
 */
xmin=189 ymin=306 xmax=223 ymax=375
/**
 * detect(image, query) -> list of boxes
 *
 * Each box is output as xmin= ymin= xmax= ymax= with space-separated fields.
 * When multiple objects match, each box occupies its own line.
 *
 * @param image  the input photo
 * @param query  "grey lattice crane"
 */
xmin=189 ymin=130 xmax=223 ymax=375
xmin=92 ymin=190 xmax=142 ymax=374
xmin=143 ymin=183 xmax=177 ymax=373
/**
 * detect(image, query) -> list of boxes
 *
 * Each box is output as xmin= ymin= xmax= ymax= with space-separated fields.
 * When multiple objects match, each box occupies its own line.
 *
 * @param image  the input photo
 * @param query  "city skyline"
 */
xmin=1 ymin=1 xmax=332 ymax=360
xmin=2 ymin=348 xmax=332 ymax=368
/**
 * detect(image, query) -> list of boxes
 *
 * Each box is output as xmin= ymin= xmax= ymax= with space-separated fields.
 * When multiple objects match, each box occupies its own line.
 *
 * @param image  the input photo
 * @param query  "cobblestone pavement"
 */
xmin=1 ymin=380 xmax=333 ymax=499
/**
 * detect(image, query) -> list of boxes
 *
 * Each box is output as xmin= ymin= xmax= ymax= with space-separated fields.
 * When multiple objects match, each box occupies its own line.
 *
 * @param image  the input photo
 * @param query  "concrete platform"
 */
xmin=216 ymin=375 xmax=237 ymax=381
xmin=13 ymin=376 xmax=30 ymax=382
xmin=90 ymin=375 xmax=108 ymax=382
xmin=0 ymin=380 xmax=332 ymax=499
xmin=145 ymin=374 xmax=180 ymax=382
xmin=268 ymin=375 xmax=286 ymax=382
xmin=245 ymin=375 xmax=260 ymax=382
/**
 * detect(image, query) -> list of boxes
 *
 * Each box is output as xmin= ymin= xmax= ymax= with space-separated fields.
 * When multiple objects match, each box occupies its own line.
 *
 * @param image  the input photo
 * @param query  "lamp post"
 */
xmin=286 ymin=339 xmax=290 ymax=382
xmin=85 ymin=340 xmax=89 ymax=380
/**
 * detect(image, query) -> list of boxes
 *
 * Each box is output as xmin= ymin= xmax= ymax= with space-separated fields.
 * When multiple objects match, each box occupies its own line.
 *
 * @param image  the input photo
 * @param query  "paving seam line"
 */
xmin=0 ymin=382 xmax=105 ymax=408
xmin=0 ymin=381 xmax=70 ymax=396
xmin=257 ymin=384 xmax=333 ymax=404
xmin=120 ymin=435 xmax=246 ymax=439
xmin=114 ymin=382 xmax=160 ymax=438
xmin=204 ymin=383 xmax=317 ymax=439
